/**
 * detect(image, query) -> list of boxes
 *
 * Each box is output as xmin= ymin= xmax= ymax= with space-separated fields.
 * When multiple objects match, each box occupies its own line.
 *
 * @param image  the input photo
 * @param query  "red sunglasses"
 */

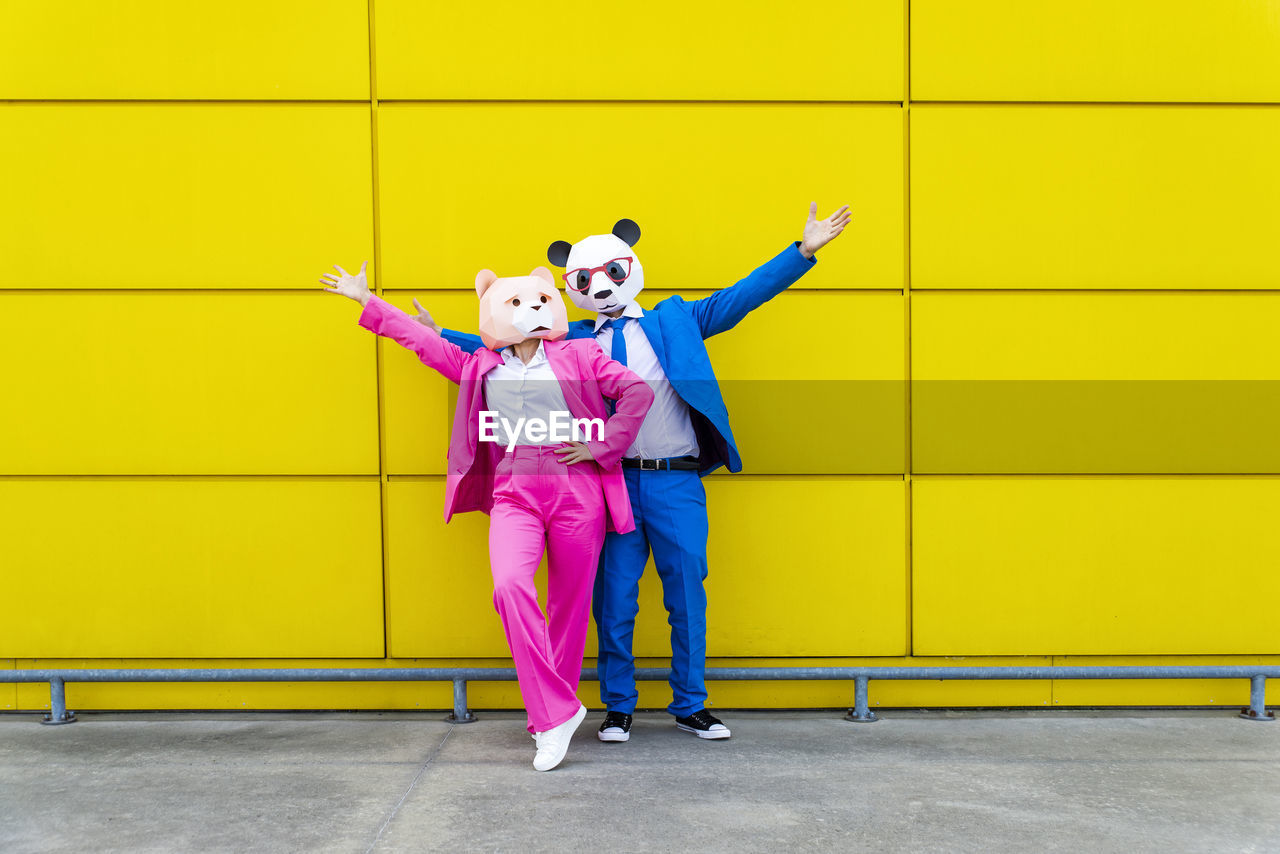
xmin=562 ymin=257 xmax=634 ymax=293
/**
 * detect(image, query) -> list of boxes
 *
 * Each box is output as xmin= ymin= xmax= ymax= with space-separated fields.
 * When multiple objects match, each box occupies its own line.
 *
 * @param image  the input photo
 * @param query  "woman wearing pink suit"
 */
xmin=322 ymin=261 xmax=653 ymax=771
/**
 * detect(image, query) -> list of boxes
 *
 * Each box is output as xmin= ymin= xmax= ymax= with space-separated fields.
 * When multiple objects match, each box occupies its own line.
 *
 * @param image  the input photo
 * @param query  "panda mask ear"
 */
xmin=547 ymin=240 xmax=572 ymax=268
xmin=612 ymin=218 xmax=641 ymax=247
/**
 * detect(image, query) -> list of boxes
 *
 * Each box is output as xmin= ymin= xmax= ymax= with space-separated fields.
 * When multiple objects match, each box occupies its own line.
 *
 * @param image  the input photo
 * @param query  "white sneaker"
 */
xmin=532 ymin=704 xmax=587 ymax=771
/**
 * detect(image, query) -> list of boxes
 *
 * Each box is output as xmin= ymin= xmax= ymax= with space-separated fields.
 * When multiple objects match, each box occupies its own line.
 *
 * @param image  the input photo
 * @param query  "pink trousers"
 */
xmin=490 ymin=446 xmax=606 ymax=734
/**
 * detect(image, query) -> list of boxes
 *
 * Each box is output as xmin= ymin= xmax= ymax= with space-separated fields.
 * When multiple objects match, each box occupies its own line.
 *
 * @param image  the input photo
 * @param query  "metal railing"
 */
xmin=3 ymin=665 xmax=1275 ymax=726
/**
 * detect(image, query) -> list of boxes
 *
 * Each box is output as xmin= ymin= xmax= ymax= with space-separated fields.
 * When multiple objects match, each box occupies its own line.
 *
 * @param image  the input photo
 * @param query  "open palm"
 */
xmin=320 ymin=261 xmax=371 ymax=304
xmin=800 ymin=202 xmax=852 ymax=259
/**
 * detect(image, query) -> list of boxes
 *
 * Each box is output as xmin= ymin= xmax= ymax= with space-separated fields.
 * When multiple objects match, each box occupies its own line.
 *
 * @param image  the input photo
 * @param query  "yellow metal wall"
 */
xmin=3 ymin=1 xmax=1278 ymax=713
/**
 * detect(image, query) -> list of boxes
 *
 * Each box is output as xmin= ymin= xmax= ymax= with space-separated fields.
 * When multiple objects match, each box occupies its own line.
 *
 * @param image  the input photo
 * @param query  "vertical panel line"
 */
xmin=903 ymin=0 xmax=913 ymax=658
xmin=367 ymin=0 xmax=391 ymax=660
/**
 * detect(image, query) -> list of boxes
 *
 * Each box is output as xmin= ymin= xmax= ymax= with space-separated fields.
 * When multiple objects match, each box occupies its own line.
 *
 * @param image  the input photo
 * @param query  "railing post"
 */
xmin=446 ymin=677 xmax=477 ymax=724
xmin=844 ymin=675 xmax=879 ymax=723
xmin=40 ymin=677 xmax=77 ymax=726
xmin=1239 ymin=675 xmax=1275 ymax=721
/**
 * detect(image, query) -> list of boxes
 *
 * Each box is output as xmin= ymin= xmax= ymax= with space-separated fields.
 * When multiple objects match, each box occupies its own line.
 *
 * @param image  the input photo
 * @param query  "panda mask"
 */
xmin=547 ymin=219 xmax=644 ymax=316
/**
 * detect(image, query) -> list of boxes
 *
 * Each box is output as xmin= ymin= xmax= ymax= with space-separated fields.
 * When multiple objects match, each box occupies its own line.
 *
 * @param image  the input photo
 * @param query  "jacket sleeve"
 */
xmin=582 ymin=346 xmax=654 ymax=470
xmin=686 ymin=241 xmax=816 ymax=339
xmin=357 ymin=294 xmax=472 ymax=385
xmin=441 ymin=327 xmax=486 ymax=354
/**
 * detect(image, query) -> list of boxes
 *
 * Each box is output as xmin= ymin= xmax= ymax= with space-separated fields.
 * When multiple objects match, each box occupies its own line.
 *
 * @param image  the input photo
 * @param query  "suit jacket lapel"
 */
xmin=463 ymin=348 xmax=504 ymax=454
xmin=544 ymin=340 xmax=586 ymax=414
xmin=636 ymin=310 xmax=668 ymax=374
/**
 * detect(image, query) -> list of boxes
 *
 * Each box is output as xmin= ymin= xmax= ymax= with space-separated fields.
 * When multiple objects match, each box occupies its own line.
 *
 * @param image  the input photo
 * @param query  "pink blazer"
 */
xmin=357 ymin=294 xmax=654 ymax=533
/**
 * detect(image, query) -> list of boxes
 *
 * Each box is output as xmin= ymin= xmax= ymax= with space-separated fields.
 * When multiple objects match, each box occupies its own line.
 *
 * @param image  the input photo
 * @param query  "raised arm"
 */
xmin=407 ymin=298 xmax=487 ymax=355
xmin=358 ymin=295 xmax=472 ymax=384
xmin=321 ymin=261 xmax=473 ymax=384
xmin=687 ymin=202 xmax=850 ymax=339
xmin=440 ymin=327 xmax=485 ymax=353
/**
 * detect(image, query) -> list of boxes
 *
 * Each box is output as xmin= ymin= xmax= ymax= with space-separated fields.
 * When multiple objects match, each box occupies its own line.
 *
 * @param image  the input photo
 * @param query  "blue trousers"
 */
xmin=593 ymin=466 xmax=710 ymax=717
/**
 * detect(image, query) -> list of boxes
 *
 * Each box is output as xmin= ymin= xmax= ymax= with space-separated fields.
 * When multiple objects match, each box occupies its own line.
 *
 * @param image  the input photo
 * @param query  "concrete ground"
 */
xmin=0 ymin=709 xmax=1277 ymax=853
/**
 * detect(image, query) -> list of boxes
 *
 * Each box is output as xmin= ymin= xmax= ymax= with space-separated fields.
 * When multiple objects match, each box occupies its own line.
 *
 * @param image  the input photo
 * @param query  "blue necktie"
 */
xmin=603 ymin=317 xmax=629 ymax=415
xmin=604 ymin=317 xmax=628 ymax=367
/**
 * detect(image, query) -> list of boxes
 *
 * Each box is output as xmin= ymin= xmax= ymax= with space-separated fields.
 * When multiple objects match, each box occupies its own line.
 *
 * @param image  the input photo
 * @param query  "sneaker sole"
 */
xmin=597 ymin=730 xmax=630 ymax=743
xmin=675 ymin=723 xmax=731 ymax=740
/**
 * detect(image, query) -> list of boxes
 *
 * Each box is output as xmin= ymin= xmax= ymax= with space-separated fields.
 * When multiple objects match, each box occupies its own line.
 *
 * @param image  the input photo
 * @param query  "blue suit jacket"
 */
xmin=443 ymin=241 xmax=816 ymax=475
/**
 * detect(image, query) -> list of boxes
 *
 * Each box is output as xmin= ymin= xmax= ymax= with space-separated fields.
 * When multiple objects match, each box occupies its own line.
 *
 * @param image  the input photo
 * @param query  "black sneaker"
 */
xmin=674 ymin=709 xmax=731 ymax=739
xmin=597 ymin=711 xmax=633 ymax=742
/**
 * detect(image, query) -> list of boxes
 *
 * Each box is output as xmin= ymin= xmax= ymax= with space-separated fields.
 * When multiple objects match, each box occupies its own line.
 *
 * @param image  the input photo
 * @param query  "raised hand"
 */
xmin=799 ymin=202 xmax=852 ymax=259
xmin=411 ymin=298 xmax=442 ymax=333
xmin=320 ymin=261 xmax=371 ymax=305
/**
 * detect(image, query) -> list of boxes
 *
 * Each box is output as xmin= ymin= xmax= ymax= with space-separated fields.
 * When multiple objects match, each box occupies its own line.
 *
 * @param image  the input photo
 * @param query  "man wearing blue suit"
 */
xmin=419 ymin=203 xmax=851 ymax=740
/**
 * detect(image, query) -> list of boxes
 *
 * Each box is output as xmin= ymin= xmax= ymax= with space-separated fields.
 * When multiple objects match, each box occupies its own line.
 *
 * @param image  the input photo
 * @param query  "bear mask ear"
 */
xmin=547 ymin=241 xmax=572 ymax=267
xmin=475 ymin=269 xmax=498 ymax=298
xmin=612 ymin=218 xmax=641 ymax=247
xmin=530 ymin=266 xmax=554 ymax=285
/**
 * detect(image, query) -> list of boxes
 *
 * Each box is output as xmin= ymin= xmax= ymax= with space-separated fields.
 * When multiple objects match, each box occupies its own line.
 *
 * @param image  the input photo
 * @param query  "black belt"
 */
xmin=621 ymin=456 xmax=700 ymax=471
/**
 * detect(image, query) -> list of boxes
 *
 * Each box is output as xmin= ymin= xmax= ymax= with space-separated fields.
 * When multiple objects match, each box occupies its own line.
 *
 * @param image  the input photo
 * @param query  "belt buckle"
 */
xmin=640 ymin=458 xmax=660 ymax=471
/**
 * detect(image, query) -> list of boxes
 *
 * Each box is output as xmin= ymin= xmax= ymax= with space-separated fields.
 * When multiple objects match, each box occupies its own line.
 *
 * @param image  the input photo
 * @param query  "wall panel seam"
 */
xmin=910 ymin=100 xmax=1280 ymax=108
xmin=911 ymin=473 xmax=1280 ymax=479
xmin=0 ymin=99 xmax=369 ymax=105
xmin=16 ymin=99 xmax=1270 ymax=108
xmin=0 ymin=475 xmax=383 ymax=480
xmin=911 ymin=289 xmax=1280 ymax=295
xmin=904 ymin=0 xmax=913 ymax=657
xmin=11 ymin=288 xmax=1280 ymax=295
xmin=375 ymin=99 xmax=907 ymax=107
xmin=368 ymin=0 xmax=390 ymax=660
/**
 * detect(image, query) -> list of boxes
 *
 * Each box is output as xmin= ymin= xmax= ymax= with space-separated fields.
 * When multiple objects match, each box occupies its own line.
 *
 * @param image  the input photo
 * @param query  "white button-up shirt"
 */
xmin=594 ymin=304 xmax=700 ymax=460
xmin=482 ymin=340 xmax=571 ymax=448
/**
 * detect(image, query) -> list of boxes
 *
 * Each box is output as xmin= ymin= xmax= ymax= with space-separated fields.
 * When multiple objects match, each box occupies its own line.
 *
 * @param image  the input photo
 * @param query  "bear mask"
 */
xmin=475 ymin=266 xmax=570 ymax=351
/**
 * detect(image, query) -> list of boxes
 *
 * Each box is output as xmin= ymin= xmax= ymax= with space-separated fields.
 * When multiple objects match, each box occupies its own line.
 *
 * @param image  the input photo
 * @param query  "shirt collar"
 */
xmin=500 ymin=338 xmax=548 ymax=367
xmin=593 ymin=301 xmax=645 ymax=332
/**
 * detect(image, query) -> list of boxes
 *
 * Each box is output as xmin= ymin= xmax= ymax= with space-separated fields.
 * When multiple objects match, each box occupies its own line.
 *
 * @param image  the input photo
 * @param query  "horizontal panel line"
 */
xmin=376 ymin=98 xmax=905 ymax=107
xmin=386 ymin=474 xmax=908 ymax=482
xmin=8 ymin=99 xmax=1278 ymax=109
xmin=707 ymin=473 xmax=906 ymax=480
xmin=909 ymin=100 xmax=1280 ymax=108
xmin=0 ymin=99 xmax=371 ymax=106
xmin=0 ymin=474 xmax=911 ymax=481
xmin=379 ymin=287 xmax=906 ymax=294
xmin=0 ymin=289 xmax=375 ymax=295
xmin=9 ymin=286 xmax=1280 ymax=296
xmin=0 ymin=474 xmax=382 ymax=481
xmin=6 ymin=99 xmax=1278 ymax=111
xmin=7 ymin=285 xmax=1280 ymax=295
xmin=0 ymin=98 xmax=905 ymax=107
xmin=12 ymin=474 xmax=1280 ymax=482
xmin=0 ymin=287 xmax=907 ymax=295
xmin=909 ymin=288 xmax=1280 ymax=295
xmin=911 ymin=473 xmax=1280 ymax=479
xmin=16 ymin=287 xmax=1280 ymax=296
xmin=13 ymin=288 xmax=1280 ymax=297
